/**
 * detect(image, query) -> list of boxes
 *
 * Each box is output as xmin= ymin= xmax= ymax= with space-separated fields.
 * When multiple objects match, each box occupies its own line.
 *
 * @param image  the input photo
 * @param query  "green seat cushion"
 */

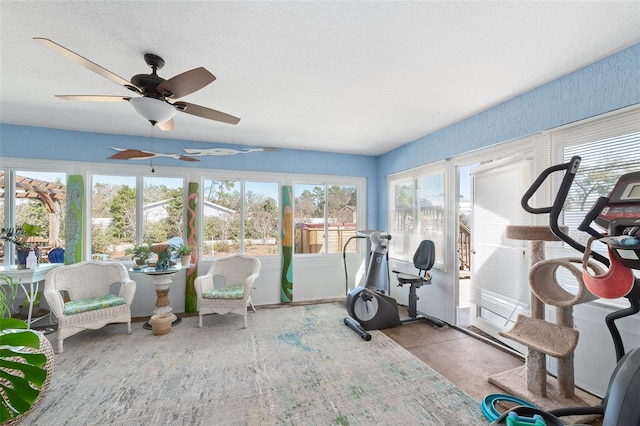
xmin=203 ymin=285 xmax=245 ymax=300
xmin=64 ymin=294 xmax=126 ymax=315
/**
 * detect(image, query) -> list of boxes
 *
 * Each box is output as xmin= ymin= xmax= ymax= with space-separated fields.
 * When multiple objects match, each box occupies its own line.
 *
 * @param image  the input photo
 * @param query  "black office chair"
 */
xmin=394 ymin=240 xmax=443 ymax=325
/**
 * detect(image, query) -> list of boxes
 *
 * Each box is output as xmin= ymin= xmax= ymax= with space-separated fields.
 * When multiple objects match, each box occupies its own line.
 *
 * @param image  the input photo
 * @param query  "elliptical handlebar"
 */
xmin=521 ymin=155 xmax=609 ymax=266
xmin=521 ymin=157 xmax=580 ymax=215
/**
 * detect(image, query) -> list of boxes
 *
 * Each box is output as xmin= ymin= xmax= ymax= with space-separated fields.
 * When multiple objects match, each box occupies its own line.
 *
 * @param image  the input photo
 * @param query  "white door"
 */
xmin=469 ymin=154 xmax=534 ymax=350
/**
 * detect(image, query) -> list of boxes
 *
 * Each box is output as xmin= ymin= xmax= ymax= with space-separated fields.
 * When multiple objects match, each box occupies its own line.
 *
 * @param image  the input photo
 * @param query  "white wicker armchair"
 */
xmin=195 ymin=255 xmax=260 ymax=328
xmin=44 ymin=261 xmax=136 ymax=353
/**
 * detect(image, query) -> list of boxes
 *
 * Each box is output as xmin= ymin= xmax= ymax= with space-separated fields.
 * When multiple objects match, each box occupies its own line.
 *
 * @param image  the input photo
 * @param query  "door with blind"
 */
xmin=469 ymin=154 xmax=534 ymax=349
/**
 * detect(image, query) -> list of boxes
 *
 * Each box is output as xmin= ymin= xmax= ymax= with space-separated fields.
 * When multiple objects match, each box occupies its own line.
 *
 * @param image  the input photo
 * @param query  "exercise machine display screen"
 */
xmin=622 ymin=182 xmax=640 ymax=200
xmin=595 ymin=171 xmax=640 ymax=269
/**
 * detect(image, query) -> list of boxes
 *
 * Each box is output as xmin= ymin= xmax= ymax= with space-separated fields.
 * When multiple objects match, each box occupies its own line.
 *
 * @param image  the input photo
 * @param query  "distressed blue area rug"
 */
xmin=25 ymin=302 xmax=485 ymax=425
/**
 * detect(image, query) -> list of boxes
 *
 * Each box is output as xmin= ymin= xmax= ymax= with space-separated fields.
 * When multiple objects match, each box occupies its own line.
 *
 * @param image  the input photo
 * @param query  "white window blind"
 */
xmin=470 ymin=156 xmax=534 ymax=322
xmin=549 ymin=106 xmax=640 ymax=302
xmin=388 ymin=166 xmax=446 ymax=267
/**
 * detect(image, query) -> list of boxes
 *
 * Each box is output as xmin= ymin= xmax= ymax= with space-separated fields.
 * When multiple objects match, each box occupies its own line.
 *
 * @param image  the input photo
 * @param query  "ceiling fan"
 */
xmin=34 ymin=37 xmax=240 ymax=130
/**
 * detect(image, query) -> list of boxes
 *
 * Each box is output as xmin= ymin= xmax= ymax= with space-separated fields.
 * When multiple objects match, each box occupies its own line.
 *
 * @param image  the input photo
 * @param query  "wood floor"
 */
xmin=382 ymin=317 xmax=524 ymax=402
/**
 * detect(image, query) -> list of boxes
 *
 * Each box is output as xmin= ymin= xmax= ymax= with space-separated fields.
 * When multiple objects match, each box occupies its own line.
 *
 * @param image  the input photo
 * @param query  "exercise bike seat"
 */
xmin=394 ymin=240 xmax=435 ymax=288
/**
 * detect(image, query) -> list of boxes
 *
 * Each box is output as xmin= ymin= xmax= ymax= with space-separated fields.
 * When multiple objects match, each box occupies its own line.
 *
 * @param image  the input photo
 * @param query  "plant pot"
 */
xmin=180 ymin=255 xmax=191 ymax=267
xmin=150 ymin=313 xmax=172 ymax=335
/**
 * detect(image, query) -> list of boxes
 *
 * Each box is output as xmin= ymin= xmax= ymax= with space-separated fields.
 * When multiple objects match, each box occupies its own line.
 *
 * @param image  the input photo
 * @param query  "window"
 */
xmin=561 ymin=134 xmax=640 ymax=246
xmin=294 ymin=183 xmax=358 ymax=254
xmin=244 ymin=181 xmax=279 ymax=256
xmin=550 ymin=106 xmax=640 ymax=304
xmin=203 ymin=179 xmax=241 ymax=256
xmin=1 ymin=170 xmax=66 ymax=265
xmin=387 ymin=167 xmax=446 ymax=266
xmin=142 ymin=176 xmax=184 ymax=245
xmin=91 ymin=175 xmax=137 ymax=261
xmin=203 ymin=179 xmax=279 ymax=257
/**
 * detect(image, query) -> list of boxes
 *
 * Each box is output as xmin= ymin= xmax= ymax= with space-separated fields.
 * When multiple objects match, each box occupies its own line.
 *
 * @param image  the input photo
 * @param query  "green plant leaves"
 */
xmin=20 ymin=224 xmax=42 ymax=237
xmin=0 ymin=321 xmax=48 ymax=422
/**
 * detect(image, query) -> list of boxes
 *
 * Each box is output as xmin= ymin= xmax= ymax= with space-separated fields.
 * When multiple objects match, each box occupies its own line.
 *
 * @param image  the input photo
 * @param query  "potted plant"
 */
xmin=1 ymin=224 xmax=43 ymax=269
xmin=177 ymin=244 xmax=192 ymax=266
xmin=125 ymin=244 xmax=153 ymax=268
xmin=155 ymin=246 xmax=172 ymax=271
xmin=0 ymin=274 xmax=51 ymax=423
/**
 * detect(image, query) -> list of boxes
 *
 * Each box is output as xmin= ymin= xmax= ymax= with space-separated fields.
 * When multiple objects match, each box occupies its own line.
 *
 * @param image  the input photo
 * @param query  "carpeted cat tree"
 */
xmin=488 ymin=225 xmax=601 ymax=419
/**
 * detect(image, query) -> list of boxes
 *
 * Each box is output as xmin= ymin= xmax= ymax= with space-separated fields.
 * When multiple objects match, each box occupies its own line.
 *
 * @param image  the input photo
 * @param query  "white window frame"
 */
xmin=292 ymin=175 xmax=367 ymax=256
xmin=387 ymin=160 xmax=448 ymax=269
xmin=547 ymin=104 xmax=640 ymax=309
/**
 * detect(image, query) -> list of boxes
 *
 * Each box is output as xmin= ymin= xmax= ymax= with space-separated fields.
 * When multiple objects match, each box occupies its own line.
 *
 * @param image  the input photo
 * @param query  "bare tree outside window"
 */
xmin=294 ymin=183 xmax=357 ymax=254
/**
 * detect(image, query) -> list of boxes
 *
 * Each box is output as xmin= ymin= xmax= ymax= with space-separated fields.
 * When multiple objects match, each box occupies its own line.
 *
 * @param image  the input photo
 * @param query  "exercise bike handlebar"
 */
xmin=521 ymin=156 xmax=609 ymax=265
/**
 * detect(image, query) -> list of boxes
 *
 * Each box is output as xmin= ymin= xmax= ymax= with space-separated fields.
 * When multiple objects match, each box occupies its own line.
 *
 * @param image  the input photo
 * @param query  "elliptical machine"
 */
xmin=493 ymin=156 xmax=640 ymax=426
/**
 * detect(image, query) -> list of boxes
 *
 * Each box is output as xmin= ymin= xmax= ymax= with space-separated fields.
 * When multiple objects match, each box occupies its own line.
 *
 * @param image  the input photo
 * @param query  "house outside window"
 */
xmin=142 ymin=176 xmax=184 ymax=246
xmin=203 ymin=179 xmax=279 ymax=257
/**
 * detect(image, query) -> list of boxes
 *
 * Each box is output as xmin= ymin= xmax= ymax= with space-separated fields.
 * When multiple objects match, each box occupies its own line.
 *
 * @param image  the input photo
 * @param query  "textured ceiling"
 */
xmin=1 ymin=1 xmax=639 ymax=155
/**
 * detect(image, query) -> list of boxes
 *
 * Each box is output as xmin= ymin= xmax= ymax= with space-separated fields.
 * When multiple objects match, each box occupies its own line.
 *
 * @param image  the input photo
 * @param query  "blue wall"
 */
xmin=0 ymin=124 xmax=379 ymax=227
xmin=1 ymin=44 xmax=638 ymax=231
xmin=376 ymin=43 xmax=640 ymax=229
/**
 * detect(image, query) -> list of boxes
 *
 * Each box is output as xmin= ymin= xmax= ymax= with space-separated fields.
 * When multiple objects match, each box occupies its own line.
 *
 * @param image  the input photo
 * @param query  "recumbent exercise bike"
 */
xmin=343 ymin=230 xmax=444 ymax=341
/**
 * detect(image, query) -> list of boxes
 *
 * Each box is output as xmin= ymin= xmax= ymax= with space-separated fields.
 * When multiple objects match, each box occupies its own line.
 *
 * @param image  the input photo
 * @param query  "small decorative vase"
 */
xmin=156 ymin=262 xmax=169 ymax=271
xmin=16 ymin=248 xmax=29 ymax=269
xmin=180 ymin=255 xmax=191 ymax=267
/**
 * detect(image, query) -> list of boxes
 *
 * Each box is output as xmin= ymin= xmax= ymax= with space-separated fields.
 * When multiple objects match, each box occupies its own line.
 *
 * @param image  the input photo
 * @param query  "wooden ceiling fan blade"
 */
xmin=157 ymin=67 xmax=216 ymax=99
xmin=56 ymin=95 xmax=130 ymax=102
xmin=157 ymin=118 xmax=175 ymax=131
xmin=34 ymin=37 xmax=140 ymax=93
xmin=173 ymin=101 xmax=240 ymax=125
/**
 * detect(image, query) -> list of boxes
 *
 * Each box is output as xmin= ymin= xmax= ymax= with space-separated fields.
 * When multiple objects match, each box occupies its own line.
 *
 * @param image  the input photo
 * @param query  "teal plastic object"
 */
xmin=481 ymin=394 xmax=538 ymax=422
xmin=506 ymin=411 xmax=546 ymax=426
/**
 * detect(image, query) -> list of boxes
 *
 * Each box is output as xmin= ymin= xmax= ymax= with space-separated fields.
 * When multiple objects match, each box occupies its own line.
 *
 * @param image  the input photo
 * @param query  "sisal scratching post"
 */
xmin=489 ymin=225 xmax=601 ymax=423
xmin=502 ymin=225 xmax=565 ymax=396
xmin=528 ymin=257 xmax=597 ymax=397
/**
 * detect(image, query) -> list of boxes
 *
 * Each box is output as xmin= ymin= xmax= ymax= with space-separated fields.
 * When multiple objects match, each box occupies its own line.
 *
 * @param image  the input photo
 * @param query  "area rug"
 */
xmin=23 ymin=302 xmax=486 ymax=425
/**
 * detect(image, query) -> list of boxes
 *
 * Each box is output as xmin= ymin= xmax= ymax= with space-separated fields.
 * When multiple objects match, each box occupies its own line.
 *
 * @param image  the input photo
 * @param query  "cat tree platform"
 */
xmin=489 ymin=225 xmax=601 ymax=424
xmin=500 ymin=315 xmax=578 ymax=359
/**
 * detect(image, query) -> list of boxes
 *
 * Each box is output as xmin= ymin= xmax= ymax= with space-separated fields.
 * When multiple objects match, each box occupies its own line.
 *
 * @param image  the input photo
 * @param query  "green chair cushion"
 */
xmin=64 ymin=294 xmax=126 ymax=315
xmin=203 ymin=285 xmax=245 ymax=300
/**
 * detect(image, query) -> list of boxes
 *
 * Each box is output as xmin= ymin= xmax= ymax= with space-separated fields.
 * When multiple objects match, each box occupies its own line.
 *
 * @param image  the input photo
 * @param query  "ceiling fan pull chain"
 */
xmin=150 ymin=124 xmax=155 ymax=173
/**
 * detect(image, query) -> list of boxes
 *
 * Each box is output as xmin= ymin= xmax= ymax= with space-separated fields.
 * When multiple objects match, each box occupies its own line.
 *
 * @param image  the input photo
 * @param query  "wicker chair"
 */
xmin=44 ymin=261 xmax=136 ymax=353
xmin=195 ymin=255 xmax=260 ymax=328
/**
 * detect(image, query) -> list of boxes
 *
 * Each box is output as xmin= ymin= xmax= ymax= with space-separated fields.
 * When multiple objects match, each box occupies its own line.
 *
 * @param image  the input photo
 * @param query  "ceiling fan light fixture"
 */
xmin=129 ymin=97 xmax=176 ymax=124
